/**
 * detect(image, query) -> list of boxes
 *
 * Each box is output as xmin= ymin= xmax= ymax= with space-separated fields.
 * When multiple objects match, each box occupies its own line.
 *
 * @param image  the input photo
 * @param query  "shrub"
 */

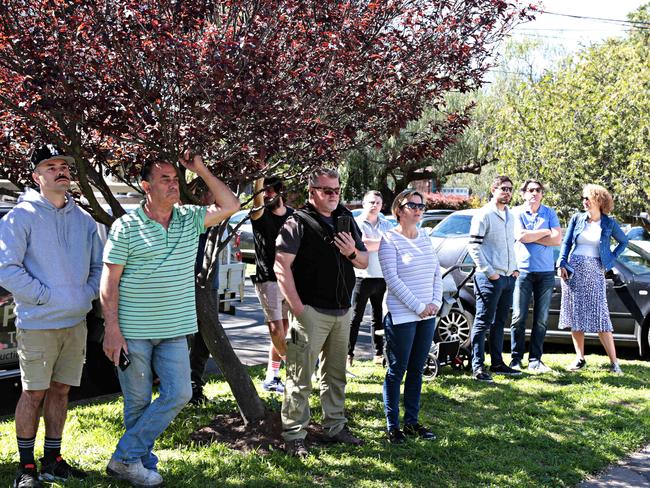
xmin=424 ymin=192 xmax=475 ymax=210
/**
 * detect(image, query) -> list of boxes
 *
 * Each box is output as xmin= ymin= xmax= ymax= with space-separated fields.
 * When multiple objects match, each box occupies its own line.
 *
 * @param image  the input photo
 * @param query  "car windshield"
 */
xmin=430 ymin=215 xmax=473 ymax=237
xmin=618 ymin=245 xmax=650 ymax=275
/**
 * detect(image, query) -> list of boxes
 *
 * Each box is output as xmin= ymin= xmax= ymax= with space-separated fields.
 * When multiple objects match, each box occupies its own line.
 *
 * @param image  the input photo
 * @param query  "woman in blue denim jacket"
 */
xmin=557 ymin=184 xmax=628 ymax=373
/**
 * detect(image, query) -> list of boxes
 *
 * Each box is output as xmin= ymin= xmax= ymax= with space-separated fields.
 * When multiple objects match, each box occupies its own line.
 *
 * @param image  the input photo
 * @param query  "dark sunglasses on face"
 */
xmin=498 ymin=186 xmax=513 ymax=193
xmin=401 ymin=202 xmax=426 ymax=210
xmin=582 ymin=196 xmax=590 ymax=201
xmin=526 ymin=187 xmax=542 ymax=193
xmin=312 ymin=186 xmax=340 ymax=196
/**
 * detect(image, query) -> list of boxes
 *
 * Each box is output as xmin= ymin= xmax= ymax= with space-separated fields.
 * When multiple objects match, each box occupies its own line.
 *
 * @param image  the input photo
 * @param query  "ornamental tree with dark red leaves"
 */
xmin=0 ymin=0 xmax=534 ymax=424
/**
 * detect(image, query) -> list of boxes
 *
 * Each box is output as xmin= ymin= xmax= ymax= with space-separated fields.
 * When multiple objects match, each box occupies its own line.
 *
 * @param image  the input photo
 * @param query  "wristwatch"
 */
xmin=347 ymin=251 xmax=357 ymax=260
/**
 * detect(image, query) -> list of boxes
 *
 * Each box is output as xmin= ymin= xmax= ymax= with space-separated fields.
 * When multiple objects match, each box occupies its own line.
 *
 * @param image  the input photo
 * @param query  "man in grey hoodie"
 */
xmin=467 ymin=175 xmax=521 ymax=382
xmin=0 ymin=145 xmax=103 ymax=488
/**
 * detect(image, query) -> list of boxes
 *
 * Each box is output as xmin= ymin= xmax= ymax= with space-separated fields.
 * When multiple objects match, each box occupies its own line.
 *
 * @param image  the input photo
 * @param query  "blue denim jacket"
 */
xmin=557 ymin=212 xmax=628 ymax=272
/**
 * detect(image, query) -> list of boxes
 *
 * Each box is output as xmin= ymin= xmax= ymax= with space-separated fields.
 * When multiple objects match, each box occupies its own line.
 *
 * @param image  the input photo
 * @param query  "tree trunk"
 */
xmin=195 ymin=285 xmax=266 ymax=425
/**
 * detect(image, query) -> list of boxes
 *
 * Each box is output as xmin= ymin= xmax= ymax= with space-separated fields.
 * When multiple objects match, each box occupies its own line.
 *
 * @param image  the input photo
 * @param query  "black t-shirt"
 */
xmin=252 ymin=206 xmax=294 ymax=282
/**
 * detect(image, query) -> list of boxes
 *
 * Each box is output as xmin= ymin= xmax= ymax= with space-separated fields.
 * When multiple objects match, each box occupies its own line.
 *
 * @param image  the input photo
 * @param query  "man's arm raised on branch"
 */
xmin=179 ymin=150 xmax=240 ymax=228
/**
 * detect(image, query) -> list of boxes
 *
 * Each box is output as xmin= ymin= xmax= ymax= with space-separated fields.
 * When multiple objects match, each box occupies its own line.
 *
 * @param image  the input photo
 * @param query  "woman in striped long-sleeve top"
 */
xmin=378 ymin=189 xmax=443 ymax=444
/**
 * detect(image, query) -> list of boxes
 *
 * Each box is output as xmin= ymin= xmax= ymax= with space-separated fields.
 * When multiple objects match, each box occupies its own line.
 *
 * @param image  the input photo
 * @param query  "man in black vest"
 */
xmin=275 ymin=168 xmax=368 ymax=457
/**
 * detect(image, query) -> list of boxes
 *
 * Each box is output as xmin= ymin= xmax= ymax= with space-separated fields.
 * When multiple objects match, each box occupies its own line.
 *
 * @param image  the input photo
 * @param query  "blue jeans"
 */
xmin=471 ymin=274 xmax=516 ymax=372
xmin=113 ymin=336 xmax=192 ymax=469
xmin=383 ymin=314 xmax=436 ymax=430
xmin=510 ymin=271 xmax=555 ymax=362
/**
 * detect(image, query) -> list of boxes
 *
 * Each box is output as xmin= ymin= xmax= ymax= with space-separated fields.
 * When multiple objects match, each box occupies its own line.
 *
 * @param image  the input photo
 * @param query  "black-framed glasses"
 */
xmin=498 ymin=186 xmax=513 ymax=193
xmin=581 ymin=196 xmax=590 ymax=201
xmin=401 ymin=202 xmax=426 ymax=211
xmin=526 ymin=187 xmax=543 ymax=193
xmin=312 ymin=186 xmax=340 ymax=196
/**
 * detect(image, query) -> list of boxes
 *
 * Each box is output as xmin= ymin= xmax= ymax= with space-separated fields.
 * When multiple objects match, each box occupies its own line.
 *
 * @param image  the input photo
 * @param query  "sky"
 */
xmin=502 ymin=0 xmax=648 ymax=70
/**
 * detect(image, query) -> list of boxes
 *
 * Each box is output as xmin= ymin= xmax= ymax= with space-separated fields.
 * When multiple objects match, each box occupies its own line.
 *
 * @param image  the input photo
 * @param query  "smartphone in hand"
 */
xmin=336 ymin=215 xmax=352 ymax=234
xmin=118 ymin=349 xmax=131 ymax=371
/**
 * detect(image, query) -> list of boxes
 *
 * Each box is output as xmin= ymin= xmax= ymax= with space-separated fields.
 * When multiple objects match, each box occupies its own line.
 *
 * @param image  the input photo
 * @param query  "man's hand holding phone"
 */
xmin=334 ymin=215 xmax=357 ymax=257
xmin=103 ymin=325 xmax=128 ymax=368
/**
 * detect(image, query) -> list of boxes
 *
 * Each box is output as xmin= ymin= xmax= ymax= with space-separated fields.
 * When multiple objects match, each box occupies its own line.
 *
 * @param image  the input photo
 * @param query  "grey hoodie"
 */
xmin=0 ymin=188 xmax=103 ymax=329
xmin=467 ymin=201 xmax=518 ymax=277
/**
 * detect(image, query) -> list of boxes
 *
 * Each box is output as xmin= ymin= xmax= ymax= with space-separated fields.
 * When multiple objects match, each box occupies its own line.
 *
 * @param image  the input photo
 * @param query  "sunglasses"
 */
xmin=312 ymin=186 xmax=340 ymax=196
xmin=582 ymin=196 xmax=590 ymax=201
xmin=497 ymin=186 xmax=513 ymax=193
xmin=401 ymin=202 xmax=426 ymax=211
xmin=526 ymin=187 xmax=542 ymax=193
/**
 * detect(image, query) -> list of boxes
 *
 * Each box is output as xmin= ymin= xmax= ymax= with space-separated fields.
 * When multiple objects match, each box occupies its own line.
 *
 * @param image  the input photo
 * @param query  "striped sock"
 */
xmin=271 ymin=360 xmax=281 ymax=378
xmin=266 ymin=360 xmax=282 ymax=381
xmin=43 ymin=436 xmax=62 ymax=460
xmin=17 ymin=436 xmax=36 ymax=466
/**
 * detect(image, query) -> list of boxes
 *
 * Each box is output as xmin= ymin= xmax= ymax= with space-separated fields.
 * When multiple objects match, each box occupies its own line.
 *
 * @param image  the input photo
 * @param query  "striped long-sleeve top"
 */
xmin=378 ymin=228 xmax=443 ymax=325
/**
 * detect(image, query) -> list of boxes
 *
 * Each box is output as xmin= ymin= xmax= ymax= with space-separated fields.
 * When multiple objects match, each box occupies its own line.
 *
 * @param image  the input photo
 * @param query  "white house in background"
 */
xmin=441 ymin=187 xmax=470 ymax=197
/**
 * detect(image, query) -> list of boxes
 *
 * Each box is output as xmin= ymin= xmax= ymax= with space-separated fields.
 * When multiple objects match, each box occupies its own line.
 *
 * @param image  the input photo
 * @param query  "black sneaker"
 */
xmin=285 ymin=439 xmax=309 ymax=458
xmin=387 ymin=427 xmax=406 ymax=444
xmin=14 ymin=464 xmax=41 ymax=488
xmin=568 ymin=358 xmax=587 ymax=371
xmin=489 ymin=363 xmax=522 ymax=376
xmin=403 ymin=423 xmax=436 ymax=440
xmin=473 ymin=369 xmax=494 ymax=382
xmin=189 ymin=385 xmax=207 ymax=405
xmin=39 ymin=456 xmax=87 ymax=482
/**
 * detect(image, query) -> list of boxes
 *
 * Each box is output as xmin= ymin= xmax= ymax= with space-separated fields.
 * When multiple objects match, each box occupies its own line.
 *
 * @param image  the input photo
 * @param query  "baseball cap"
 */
xmin=30 ymin=144 xmax=76 ymax=170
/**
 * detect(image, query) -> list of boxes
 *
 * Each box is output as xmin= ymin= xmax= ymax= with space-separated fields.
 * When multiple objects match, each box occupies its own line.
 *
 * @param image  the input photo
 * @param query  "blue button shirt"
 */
xmin=513 ymin=204 xmax=560 ymax=272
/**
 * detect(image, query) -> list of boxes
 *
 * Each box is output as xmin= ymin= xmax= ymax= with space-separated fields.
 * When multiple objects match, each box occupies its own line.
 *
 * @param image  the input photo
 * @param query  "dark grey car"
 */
xmin=430 ymin=210 xmax=650 ymax=358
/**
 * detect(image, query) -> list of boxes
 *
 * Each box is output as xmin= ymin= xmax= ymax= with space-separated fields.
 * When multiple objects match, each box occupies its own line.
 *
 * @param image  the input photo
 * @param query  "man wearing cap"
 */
xmin=0 ymin=145 xmax=103 ymax=488
xmin=101 ymin=152 xmax=240 ymax=487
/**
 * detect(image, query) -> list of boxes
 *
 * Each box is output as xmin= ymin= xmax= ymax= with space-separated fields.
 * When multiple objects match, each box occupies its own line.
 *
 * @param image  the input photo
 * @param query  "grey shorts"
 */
xmin=254 ymin=281 xmax=290 ymax=323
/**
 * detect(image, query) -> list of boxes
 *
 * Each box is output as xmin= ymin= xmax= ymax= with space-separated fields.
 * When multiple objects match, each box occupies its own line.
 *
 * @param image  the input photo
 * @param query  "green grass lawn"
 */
xmin=1 ymin=353 xmax=649 ymax=487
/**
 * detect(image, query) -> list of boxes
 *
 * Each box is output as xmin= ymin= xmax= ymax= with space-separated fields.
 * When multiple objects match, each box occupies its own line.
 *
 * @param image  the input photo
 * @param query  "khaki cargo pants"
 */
xmin=281 ymin=305 xmax=352 ymax=441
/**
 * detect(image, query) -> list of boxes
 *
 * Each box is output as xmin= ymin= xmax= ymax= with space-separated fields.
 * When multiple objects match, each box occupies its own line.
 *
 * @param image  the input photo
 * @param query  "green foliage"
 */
xmin=494 ymin=6 xmax=650 ymax=222
xmin=341 ymin=91 xmax=498 ymax=204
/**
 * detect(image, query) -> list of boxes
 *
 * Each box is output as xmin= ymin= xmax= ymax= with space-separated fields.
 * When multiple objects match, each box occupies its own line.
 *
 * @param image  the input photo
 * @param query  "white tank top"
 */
xmin=573 ymin=220 xmax=601 ymax=258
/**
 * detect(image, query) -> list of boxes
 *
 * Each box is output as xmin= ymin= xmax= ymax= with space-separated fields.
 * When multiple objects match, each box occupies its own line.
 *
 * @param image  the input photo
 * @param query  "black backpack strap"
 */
xmin=294 ymin=210 xmax=332 ymax=244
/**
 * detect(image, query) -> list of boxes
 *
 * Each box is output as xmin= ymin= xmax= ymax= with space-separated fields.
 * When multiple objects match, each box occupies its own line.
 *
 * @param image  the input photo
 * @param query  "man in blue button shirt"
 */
xmin=510 ymin=180 xmax=562 ymax=372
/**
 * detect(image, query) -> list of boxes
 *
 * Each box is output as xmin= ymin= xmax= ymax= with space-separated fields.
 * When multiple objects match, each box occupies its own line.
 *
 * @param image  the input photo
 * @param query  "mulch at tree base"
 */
xmin=189 ymin=410 xmax=333 ymax=455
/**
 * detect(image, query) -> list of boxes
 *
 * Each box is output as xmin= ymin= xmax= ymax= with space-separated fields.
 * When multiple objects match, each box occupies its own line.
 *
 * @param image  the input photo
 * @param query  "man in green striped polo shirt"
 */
xmin=100 ymin=152 xmax=240 ymax=488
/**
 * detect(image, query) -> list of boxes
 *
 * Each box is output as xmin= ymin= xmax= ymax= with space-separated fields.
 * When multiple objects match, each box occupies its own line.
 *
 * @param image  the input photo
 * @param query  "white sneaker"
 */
xmin=528 ymin=360 xmax=552 ymax=373
xmin=609 ymin=362 xmax=624 ymax=375
xmin=107 ymin=459 xmax=163 ymax=487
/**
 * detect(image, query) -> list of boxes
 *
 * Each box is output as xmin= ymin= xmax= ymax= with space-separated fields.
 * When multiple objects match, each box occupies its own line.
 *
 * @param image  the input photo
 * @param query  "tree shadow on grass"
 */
xmin=4 ymin=358 xmax=644 ymax=488
xmin=175 ymin=359 xmax=649 ymax=487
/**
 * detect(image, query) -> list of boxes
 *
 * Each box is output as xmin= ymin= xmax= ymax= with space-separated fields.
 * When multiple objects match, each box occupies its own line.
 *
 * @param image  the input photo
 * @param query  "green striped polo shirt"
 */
xmin=103 ymin=203 xmax=207 ymax=339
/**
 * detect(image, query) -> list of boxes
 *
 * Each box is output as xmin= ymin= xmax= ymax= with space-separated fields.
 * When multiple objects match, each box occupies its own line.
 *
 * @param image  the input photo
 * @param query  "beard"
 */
xmin=265 ymin=197 xmax=282 ymax=210
xmin=497 ymin=195 xmax=511 ymax=205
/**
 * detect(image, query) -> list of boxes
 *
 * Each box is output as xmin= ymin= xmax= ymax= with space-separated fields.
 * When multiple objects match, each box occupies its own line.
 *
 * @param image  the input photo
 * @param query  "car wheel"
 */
xmin=437 ymin=305 xmax=473 ymax=347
